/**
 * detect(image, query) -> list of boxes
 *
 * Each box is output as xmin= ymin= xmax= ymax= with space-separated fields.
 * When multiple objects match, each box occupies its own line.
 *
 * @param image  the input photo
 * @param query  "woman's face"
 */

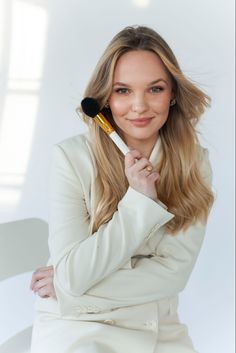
xmin=108 ymin=50 xmax=174 ymax=146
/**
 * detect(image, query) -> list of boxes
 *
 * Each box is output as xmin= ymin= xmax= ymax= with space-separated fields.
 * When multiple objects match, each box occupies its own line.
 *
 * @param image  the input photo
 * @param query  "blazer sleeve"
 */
xmin=49 ymin=144 xmax=175 ymax=302
xmin=83 ymin=148 xmax=214 ymax=305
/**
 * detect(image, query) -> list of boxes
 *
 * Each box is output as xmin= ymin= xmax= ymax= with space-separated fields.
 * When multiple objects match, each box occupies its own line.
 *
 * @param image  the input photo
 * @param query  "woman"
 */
xmin=30 ymin=25 xmax=214 ymax=353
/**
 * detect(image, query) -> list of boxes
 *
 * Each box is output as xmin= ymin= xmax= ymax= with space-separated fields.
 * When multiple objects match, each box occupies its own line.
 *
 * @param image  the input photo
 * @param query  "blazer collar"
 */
xmin=86 ymin=131 xmax=162 ymax=165
xmin=149 ymin=136 xmax=162 ymax=166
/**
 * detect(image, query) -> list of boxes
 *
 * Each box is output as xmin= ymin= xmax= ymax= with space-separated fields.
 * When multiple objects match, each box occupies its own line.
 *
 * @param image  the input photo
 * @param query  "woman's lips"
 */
xmin=129 ymin=118 xmax=153 ymax=127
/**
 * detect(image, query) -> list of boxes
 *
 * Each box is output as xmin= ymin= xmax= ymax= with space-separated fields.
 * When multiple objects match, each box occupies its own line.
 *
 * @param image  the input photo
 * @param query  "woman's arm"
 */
xmin=31 ymin=220 xmax=207 ymax=306
xmin=32 ymin=146 xmax=213 ymax=313
xmin=82 ymin=147 xmax=214 ymax=304
xmin=84 ymin=219 xmax=207 ymax=305
xmin=49 ymin=141 xmax=174 ymax=303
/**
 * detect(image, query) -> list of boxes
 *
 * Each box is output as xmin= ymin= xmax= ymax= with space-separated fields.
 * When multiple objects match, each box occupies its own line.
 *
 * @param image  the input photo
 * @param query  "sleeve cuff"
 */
xmin=120 ymin=186 xmax=175 ymax=232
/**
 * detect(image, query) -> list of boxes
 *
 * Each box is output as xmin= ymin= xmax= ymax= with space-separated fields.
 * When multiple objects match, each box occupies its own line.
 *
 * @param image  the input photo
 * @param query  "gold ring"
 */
xmin=146 ymin=165 xmax=153 ymax=172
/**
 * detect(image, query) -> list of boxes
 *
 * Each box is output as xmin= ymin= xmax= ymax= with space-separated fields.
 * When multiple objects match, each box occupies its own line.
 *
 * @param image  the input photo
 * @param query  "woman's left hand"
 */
xmin=30 ymin=265 xmax=57 ymax=299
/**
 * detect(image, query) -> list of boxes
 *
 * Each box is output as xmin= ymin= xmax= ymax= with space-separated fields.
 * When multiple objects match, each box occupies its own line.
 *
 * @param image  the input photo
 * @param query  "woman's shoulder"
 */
xmin=51 ymin=131 xmax=96 ymax=176
xmin=55 ymin=131 xmax=91 ymax=154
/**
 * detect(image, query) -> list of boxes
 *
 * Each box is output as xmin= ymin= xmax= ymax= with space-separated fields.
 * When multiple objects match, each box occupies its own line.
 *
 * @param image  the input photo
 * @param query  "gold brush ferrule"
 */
xmin=94 ymin=113 xmax=114 ymax=134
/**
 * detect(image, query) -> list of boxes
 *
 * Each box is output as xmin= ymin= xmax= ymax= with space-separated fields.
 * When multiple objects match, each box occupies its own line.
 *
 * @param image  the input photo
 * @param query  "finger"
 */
xmin=30 ymin=271 xmax=47 ymax=290
xmin=146 ymin=171 xmax=160 ymax=182
xmin=125 ymin=150 xmax=142 ymax=168
xmin=30 ymin=267 xmax=54 ymax=289
xmin=37 ymin=283 xmax=56 ymax=299
xmin=33 ymin=277 xmax=52 ymax=292
xmin=30 ymin=272 xmax=43 ymax=289
xmin=127 ymin=149 xmax=142 ymax=158
xmin=138 ymin=168 xmax=154 ymax=178
xmin=37 ymin=286 xmax=50 ymax=298
xmin=131 ymin=158 xmax=152 ymax=173
xmin=33 ymin=266 xmax=54 ymax=278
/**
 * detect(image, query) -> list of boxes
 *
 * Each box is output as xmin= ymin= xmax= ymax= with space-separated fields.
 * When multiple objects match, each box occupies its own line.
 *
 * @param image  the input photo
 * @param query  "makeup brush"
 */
xmin=81 ymin=97 xmax=129 ymax=155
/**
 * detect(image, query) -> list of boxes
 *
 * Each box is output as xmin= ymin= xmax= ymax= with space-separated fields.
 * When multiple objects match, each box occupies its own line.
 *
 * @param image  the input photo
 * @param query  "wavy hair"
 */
xmin=77 ymin=25 xmax=215 ymax=235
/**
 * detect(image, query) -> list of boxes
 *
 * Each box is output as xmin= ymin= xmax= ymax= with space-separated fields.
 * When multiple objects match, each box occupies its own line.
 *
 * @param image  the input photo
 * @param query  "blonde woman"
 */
xmin=30 ymin=25 xmax=214 ymax=353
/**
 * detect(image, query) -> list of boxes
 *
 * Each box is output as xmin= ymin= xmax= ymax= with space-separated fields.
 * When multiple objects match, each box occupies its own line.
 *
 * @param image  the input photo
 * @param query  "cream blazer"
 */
xmin=34 ymin=132 xmax=213 ymax=320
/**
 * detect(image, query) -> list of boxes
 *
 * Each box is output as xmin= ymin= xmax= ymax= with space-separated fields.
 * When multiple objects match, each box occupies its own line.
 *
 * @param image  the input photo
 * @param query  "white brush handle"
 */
xmin=109 ymin=131 xmax=130 ymax=155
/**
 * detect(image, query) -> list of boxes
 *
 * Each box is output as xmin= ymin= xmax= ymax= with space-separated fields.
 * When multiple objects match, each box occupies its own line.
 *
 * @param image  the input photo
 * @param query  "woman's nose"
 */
xmin=131 ymin=94 xmax=148 ymax=114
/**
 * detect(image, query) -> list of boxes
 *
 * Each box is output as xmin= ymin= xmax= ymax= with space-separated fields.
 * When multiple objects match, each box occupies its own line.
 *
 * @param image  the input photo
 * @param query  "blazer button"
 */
xmin=103 ymin=319 xmax=115 ymax=325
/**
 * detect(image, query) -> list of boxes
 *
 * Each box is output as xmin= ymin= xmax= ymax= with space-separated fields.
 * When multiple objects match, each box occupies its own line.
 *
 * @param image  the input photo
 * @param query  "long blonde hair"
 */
xmin=77 ymin=25 xmax=215 ymax=235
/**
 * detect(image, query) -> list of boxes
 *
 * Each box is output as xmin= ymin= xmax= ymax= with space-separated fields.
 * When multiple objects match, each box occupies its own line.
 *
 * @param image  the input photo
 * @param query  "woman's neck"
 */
xmin=125 ymin=134 xmax=159 ymax=159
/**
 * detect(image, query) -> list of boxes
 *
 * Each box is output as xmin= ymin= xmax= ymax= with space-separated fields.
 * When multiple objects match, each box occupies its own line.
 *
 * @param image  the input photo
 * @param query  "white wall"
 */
xmin=0 ymin=0 xmax=234 ymax=352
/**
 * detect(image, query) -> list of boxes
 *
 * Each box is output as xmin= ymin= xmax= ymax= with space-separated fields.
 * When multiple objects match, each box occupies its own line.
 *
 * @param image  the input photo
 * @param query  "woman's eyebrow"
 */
xmin=149 ymin=79 xmax=168 ymax=85
xmin=113 ymin=82 xmax=130 ymax=87
xmin=113 ymin=78 xmax=168 ymax=87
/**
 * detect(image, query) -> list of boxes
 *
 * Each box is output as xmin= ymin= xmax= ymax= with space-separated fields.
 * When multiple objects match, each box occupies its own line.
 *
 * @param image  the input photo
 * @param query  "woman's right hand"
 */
xmin=124 ymin=150 xmax=160 ymax=201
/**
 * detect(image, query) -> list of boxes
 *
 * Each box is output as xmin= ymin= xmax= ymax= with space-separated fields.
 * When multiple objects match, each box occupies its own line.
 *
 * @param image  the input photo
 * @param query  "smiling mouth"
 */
xmin=129 ymin=117 xmax=153 ymax=122
xmin=129 ymin=117 xmax=153 ymax=126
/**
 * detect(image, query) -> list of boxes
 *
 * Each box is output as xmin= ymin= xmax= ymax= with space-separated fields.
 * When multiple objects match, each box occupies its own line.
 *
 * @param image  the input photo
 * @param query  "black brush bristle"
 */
xmin=81 ymin=97 xmax=100 ymax=118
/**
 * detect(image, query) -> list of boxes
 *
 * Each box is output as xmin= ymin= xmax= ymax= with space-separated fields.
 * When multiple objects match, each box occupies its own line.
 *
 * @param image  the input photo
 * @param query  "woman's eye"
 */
xmin=115 ymin=88 xmax=129 ymax=94
xmin=150 ymin=86 xmax=163 ymax=93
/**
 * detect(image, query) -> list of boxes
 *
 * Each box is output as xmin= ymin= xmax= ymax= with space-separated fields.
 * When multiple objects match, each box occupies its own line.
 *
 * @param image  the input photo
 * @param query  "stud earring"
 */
xmin=104 ymin=102 xmax=110 ymax=108
xmin=170 ymin=99 xmax=176 ymax=106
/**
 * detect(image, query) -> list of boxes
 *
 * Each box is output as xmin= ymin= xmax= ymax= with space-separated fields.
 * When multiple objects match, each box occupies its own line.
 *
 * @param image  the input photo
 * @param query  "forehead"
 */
xmin=113 ymin=50 xmax=170 ymax=82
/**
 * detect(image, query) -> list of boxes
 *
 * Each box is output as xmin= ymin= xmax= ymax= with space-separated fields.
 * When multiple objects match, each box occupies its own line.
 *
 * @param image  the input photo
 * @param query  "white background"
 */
xmin=0 ymin=0 xmax=235 ymax=352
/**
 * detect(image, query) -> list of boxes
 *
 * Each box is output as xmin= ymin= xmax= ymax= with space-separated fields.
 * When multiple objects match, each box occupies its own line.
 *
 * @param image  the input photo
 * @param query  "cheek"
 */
xmin=152 ymin=95 xmax=171 ymax=111
xmin=109 ymin=98 xmax=129 ymax=117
